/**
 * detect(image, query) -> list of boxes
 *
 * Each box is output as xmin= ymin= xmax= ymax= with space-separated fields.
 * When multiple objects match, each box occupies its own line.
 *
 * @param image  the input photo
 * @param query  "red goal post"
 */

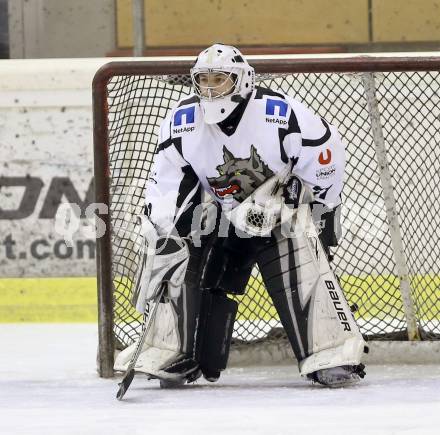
xmin=93 ymin=55 xmax=440 ymax=378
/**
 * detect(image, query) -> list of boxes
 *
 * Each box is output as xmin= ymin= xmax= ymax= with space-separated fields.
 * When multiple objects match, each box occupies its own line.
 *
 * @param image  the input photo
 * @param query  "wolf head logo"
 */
xmin=207 ymin=145 xmax=274 ymax=202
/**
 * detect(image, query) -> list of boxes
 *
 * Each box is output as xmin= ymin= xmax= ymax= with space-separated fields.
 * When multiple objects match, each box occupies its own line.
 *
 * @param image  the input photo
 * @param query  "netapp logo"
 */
xmin=172 ymin=126 xmax=195 ymax=134
xmin=265 ymin=118 xmax=287 ymax=125
xmin=265 ymin=99 xmax=288 ymax=117
xmin=325 ymin=279 xmax=351 ymax=331
xmin=265 ymin=99 xmax=288 ymax=125
xmin=173 ymin=106 xmax=195 ymax=126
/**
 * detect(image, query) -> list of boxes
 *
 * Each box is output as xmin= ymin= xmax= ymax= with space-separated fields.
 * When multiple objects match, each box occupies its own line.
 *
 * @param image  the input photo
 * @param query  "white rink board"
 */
xmin=0 ymin=324 xmax=439 ymax=435
xmin=0 ymin=54 xmax=439 ymax=277
xmin=0 ymin=59 xmax=104 ymax=277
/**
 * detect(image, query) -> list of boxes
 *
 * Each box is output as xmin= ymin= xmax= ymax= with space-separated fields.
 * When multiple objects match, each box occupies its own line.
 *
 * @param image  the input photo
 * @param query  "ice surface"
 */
xmin=0 ymin=324 xmax=439 ymax=435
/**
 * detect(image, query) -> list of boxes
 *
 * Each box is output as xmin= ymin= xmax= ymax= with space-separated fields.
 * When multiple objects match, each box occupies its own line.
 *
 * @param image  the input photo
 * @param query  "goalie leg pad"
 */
xmin=115 ymin=246 xmax=205 ymax=381
xmin=257 ymin=232 xmax=313 ymax=363
xmin=134 ymin=235 xmax=189 ymax=312
xmin=258 ymin=214 xmax=366 ymax=376
xmin=115 ymin=253 xmax=203 ymax=382
xmin=195 ymin=290 xmax=238 ymax=380
xmin=115 ymin=296 xmax=197 ymax=380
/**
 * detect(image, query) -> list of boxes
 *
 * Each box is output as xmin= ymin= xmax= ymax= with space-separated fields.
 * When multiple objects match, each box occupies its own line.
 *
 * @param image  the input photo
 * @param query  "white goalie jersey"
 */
xmin=145 ymin=87 xmax=346 ymax=236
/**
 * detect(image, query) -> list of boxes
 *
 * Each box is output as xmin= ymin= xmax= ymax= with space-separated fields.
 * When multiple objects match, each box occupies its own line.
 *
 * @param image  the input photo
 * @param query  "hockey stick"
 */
xmin=116 ymin=283 xmax=166 ymax=400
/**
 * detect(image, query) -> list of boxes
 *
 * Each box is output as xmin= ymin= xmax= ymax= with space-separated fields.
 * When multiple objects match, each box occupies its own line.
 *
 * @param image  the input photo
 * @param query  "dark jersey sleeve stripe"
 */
xmin=178 ymin=95 xmax=200 ymax=107
xmin=174 ymin=165 xmax=202 ymax=237
xmin=254 ymin=86 xmax=286 ymax=100
xmin=279 ymin=109 xmax=301 ymax=163
xmin=157 ymin=136 xmax=184 ymax=159
xmin=302 ymin=119 xmax=331 ymax=147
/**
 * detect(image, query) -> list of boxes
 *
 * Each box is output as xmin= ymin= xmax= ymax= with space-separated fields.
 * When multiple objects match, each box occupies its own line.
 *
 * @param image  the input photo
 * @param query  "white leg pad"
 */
xmin=294 ymin=204 xmax=367 ymax=376
xmin=299 ymin=335 xmax=365 ymax=376
xmin=114 ymin=301 xmax=182 ymax=378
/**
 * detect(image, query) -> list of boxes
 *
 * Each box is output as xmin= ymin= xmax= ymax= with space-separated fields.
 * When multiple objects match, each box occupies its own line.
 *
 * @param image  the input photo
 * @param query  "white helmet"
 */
xmin=190 ymin=44 xmax=255 ymax=124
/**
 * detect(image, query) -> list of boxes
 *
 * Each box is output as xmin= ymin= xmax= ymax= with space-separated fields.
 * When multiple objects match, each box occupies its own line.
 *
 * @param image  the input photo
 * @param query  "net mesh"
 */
xmin=102 ymin=69 xmax=440 ymax=349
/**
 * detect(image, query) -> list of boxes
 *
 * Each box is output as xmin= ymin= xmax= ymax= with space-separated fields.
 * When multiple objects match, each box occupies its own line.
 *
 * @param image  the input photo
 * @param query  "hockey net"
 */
xmin=93 ymin=56 xmax=440 ymax=377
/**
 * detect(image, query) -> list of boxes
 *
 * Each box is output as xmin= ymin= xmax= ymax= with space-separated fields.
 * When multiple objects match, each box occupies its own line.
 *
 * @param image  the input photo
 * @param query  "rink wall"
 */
xmin=228 ymin=338 xmax=440 ymax=365
xmin=0 ymin=59 xmax=102 ymax=278
xmin=0 ymin=57 xmax=194 ymax=279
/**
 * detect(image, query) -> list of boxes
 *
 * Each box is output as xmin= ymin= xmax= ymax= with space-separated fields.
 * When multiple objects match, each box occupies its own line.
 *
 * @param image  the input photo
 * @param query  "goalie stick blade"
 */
xmin=116 ymin=369 xmax=135 ymax=400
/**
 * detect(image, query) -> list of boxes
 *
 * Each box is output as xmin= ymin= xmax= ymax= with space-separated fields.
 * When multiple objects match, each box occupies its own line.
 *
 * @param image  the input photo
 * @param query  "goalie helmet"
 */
xmin=190 ymin=44 xmax=255 ymax=124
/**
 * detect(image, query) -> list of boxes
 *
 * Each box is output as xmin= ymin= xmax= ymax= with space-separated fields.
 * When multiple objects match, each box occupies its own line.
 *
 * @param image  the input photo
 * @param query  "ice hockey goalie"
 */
xmin=114 ymin=43 xmax=367 ymax=388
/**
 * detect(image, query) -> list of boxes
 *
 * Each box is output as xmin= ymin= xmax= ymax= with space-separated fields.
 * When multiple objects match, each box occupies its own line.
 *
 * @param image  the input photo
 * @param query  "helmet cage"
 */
xmin=192 ymin=69 xmax=240 ymax=101
xmin=189 ymin=44 xmax=255 ymax=123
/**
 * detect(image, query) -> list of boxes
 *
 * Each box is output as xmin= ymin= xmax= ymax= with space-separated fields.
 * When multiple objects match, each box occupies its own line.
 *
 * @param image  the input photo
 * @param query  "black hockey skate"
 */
xmin=159 ymin=368 xmax=202 ymax=388
xmin=201 ymin=368 xmax=221 ymax=383
xmin=147 ymin=356 xmax=201 ymax=388
xmin=308 ymin=364 xmax=366 ymax=387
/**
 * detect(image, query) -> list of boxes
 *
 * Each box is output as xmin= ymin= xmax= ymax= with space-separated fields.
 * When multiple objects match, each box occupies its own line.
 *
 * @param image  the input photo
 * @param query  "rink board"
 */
xmin=1 ymin=275 xmax=439 ymax=323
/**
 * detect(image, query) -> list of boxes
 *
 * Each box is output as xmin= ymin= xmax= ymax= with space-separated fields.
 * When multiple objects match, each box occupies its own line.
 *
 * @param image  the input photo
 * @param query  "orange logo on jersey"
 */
xmin=318 ymin=149 xmax=332 ymax=165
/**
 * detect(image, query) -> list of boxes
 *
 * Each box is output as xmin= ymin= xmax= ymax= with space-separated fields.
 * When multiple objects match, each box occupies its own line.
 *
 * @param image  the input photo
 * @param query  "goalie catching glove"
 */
xmin=224 ymin=161 xmax=313 ymax=237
